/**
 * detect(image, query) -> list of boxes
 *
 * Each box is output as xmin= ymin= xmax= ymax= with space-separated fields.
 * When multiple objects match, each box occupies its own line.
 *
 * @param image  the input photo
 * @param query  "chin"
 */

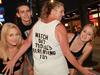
xmin=80 ymin=39 xmax=87 ymax=43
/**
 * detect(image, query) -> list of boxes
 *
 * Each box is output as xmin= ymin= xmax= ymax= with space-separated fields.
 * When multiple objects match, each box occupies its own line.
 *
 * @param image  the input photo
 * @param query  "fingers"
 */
xmin=9 ymin=67 xmax=14 ymax=75
xmin=90 ymin=72 xmax=96 ymax=75
xmin=83 ymin=67 xmax=96 ymax=75
xmin=84 ymin=67 xmax=93 ymax=70
xmin=2 ymin=63 xmax=14 ymax=75
xmin=87 ymin=69 xmax=96 ymax=75
xmin=2 ymin=66 xmax=9 ymax=75
xmin=3 ymin=66 xmax=13 ymax=75
xmin=2 ymin=61 xmax=8 ymax=73
xmin=2 ymin=65 xmax=7 ymax=73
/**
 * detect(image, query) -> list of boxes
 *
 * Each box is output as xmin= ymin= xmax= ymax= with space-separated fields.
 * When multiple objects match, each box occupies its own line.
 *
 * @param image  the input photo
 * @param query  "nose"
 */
xmin=24 ymin=12 xmax=28 ymax=16
xmin=13 ymin=35 xmax=18 ymax=40
xmin=62 ymin=12 xmax=65 ymax=16
xmin=83 ymin=33 xmax=88 ymax=39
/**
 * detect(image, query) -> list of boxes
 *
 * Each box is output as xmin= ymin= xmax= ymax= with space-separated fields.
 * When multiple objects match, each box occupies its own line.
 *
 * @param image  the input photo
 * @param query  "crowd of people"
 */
xmin=0 ymin=1 xmax=97 ymax=75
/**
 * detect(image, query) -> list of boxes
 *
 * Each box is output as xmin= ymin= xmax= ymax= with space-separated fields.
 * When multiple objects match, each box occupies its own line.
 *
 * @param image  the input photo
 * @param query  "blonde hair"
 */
xmin=40 ymin=1 xmax=64 ymax=19
xmin=0 ymin=23 xmax=22 ymax=60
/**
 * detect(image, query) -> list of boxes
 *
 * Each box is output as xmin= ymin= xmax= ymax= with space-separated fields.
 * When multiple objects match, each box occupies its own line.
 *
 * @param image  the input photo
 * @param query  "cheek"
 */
xmin=17 ymin=36 xmax=20 ymax=41
xmin=28 ymin=12 xmax=31 ymax=16
xmin=6 ymin=38 xmax=11 ymax=43
xmin=87 ymin=36 xmax=92 ymax=41
xmin=21 ymin=15 xmax=25 ymax=18
xmin=20 ymin=13 xmax=25 ymax=17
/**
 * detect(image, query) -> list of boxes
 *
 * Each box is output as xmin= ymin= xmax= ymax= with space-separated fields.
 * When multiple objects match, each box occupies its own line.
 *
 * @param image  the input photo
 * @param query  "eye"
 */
xmin=26 ymin=10 xmax=30 ymax=13
xmin=83 ymin=30 xmax=86 ymax=33
xmin=20 ymin=11 xmax=24 ymax=13
xmin=9 ymin=34 xmax=13 ymax=37
xmin=88 ymin=33 xmax=92 ymax=36
xmin=16 ymin=33 xmax=19 ymax=36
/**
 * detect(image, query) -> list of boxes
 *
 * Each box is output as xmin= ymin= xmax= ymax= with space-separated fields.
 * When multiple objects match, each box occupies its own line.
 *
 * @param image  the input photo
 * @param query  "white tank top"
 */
xmin=32 ymin=19 xmax=69 ymax=75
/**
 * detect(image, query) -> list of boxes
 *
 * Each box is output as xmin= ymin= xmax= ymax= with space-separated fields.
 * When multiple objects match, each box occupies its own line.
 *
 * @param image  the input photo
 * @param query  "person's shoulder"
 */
xmin=67 ymin=33 xmax=75 ymax=42
xmin=86 ymin=42 xmax=93 ymax=49
xmin=68 ymin=32 xmax=74 ymax=37
xmin=55 ymin=23 xmax=67 ymax=36
xmin=55 ymin=23 xmax=68 ymax=35
xmin=84 ymin=42 xmax=93 ymax=52
xmin=56 ymin=23 xmax=65 ymax=29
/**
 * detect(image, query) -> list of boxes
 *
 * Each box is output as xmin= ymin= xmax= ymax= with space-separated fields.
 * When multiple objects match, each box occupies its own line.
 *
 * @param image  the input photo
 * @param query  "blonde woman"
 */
xmin=0 ymin=23 xmax=24 ymax=75
xmin=67 ymin=23 xmax=97 ymax=75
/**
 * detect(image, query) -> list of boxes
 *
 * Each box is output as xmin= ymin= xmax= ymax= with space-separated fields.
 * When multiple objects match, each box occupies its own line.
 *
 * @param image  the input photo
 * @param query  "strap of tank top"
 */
xmin=69 ymin=34 xmax=77 ymax=47
xmin=80 ymin=42 xmax=87 ymax=52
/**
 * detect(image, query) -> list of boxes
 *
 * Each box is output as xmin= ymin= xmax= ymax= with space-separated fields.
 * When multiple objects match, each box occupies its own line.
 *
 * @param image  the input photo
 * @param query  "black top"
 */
xmin=0 ymin=59 xmax=5 ymax=74
xmin=15 ymin=16 xmax=38 ymax=52
xmin=16 ymin=16 xmax=38 ymax=40
xmin=66 ymin=34 xmax=87 ymax=68
xmin=0 ymin=56 xmax=24 ymax=74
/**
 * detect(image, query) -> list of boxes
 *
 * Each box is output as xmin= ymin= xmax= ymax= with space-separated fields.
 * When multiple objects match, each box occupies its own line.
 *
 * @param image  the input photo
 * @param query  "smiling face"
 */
xmin=6 ymin=28 xmax=21 ymax=47
xmin=1 ymin=23 xmax=22 ymax=50
xmin=79 ymin=25 xmax=94 ymax=42
xmin=16 ymin=5 xmax=32 ymax=25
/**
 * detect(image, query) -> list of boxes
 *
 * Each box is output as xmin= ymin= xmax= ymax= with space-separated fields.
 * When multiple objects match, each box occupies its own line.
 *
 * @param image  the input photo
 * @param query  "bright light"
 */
xmin=36 ymin=13 xmax=38 ymax=16
xmin=0 ymin=0 xmax=2 ymax=4
xmin=0 ymin=14 xmax=3 ymax=18
xmin=0 ymin=22 xmax=3 ymax=26
xmin=92 ymin=13 xmax=100 ymax=18
xmin=65 ymin=23 xmax=68 ymax=27
xmin=27 ymin=0 xmax=29 ymax=3
xmin=95 ymin=22 xmax=98 ymax=27
xmin=50 ymin=0 xmax=54 ymax=3
xmin=0 ymin=18 xmax=4 ymax=22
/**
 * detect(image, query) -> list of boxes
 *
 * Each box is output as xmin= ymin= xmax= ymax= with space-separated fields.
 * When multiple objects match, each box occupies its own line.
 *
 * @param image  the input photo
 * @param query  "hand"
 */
xmin=2 ymin=60 xmax=16 ymax=75
xmin=82 ymin=68 xmax=96 ymax=75
xmin=84 ymin=67 xmax=93 ymax=70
